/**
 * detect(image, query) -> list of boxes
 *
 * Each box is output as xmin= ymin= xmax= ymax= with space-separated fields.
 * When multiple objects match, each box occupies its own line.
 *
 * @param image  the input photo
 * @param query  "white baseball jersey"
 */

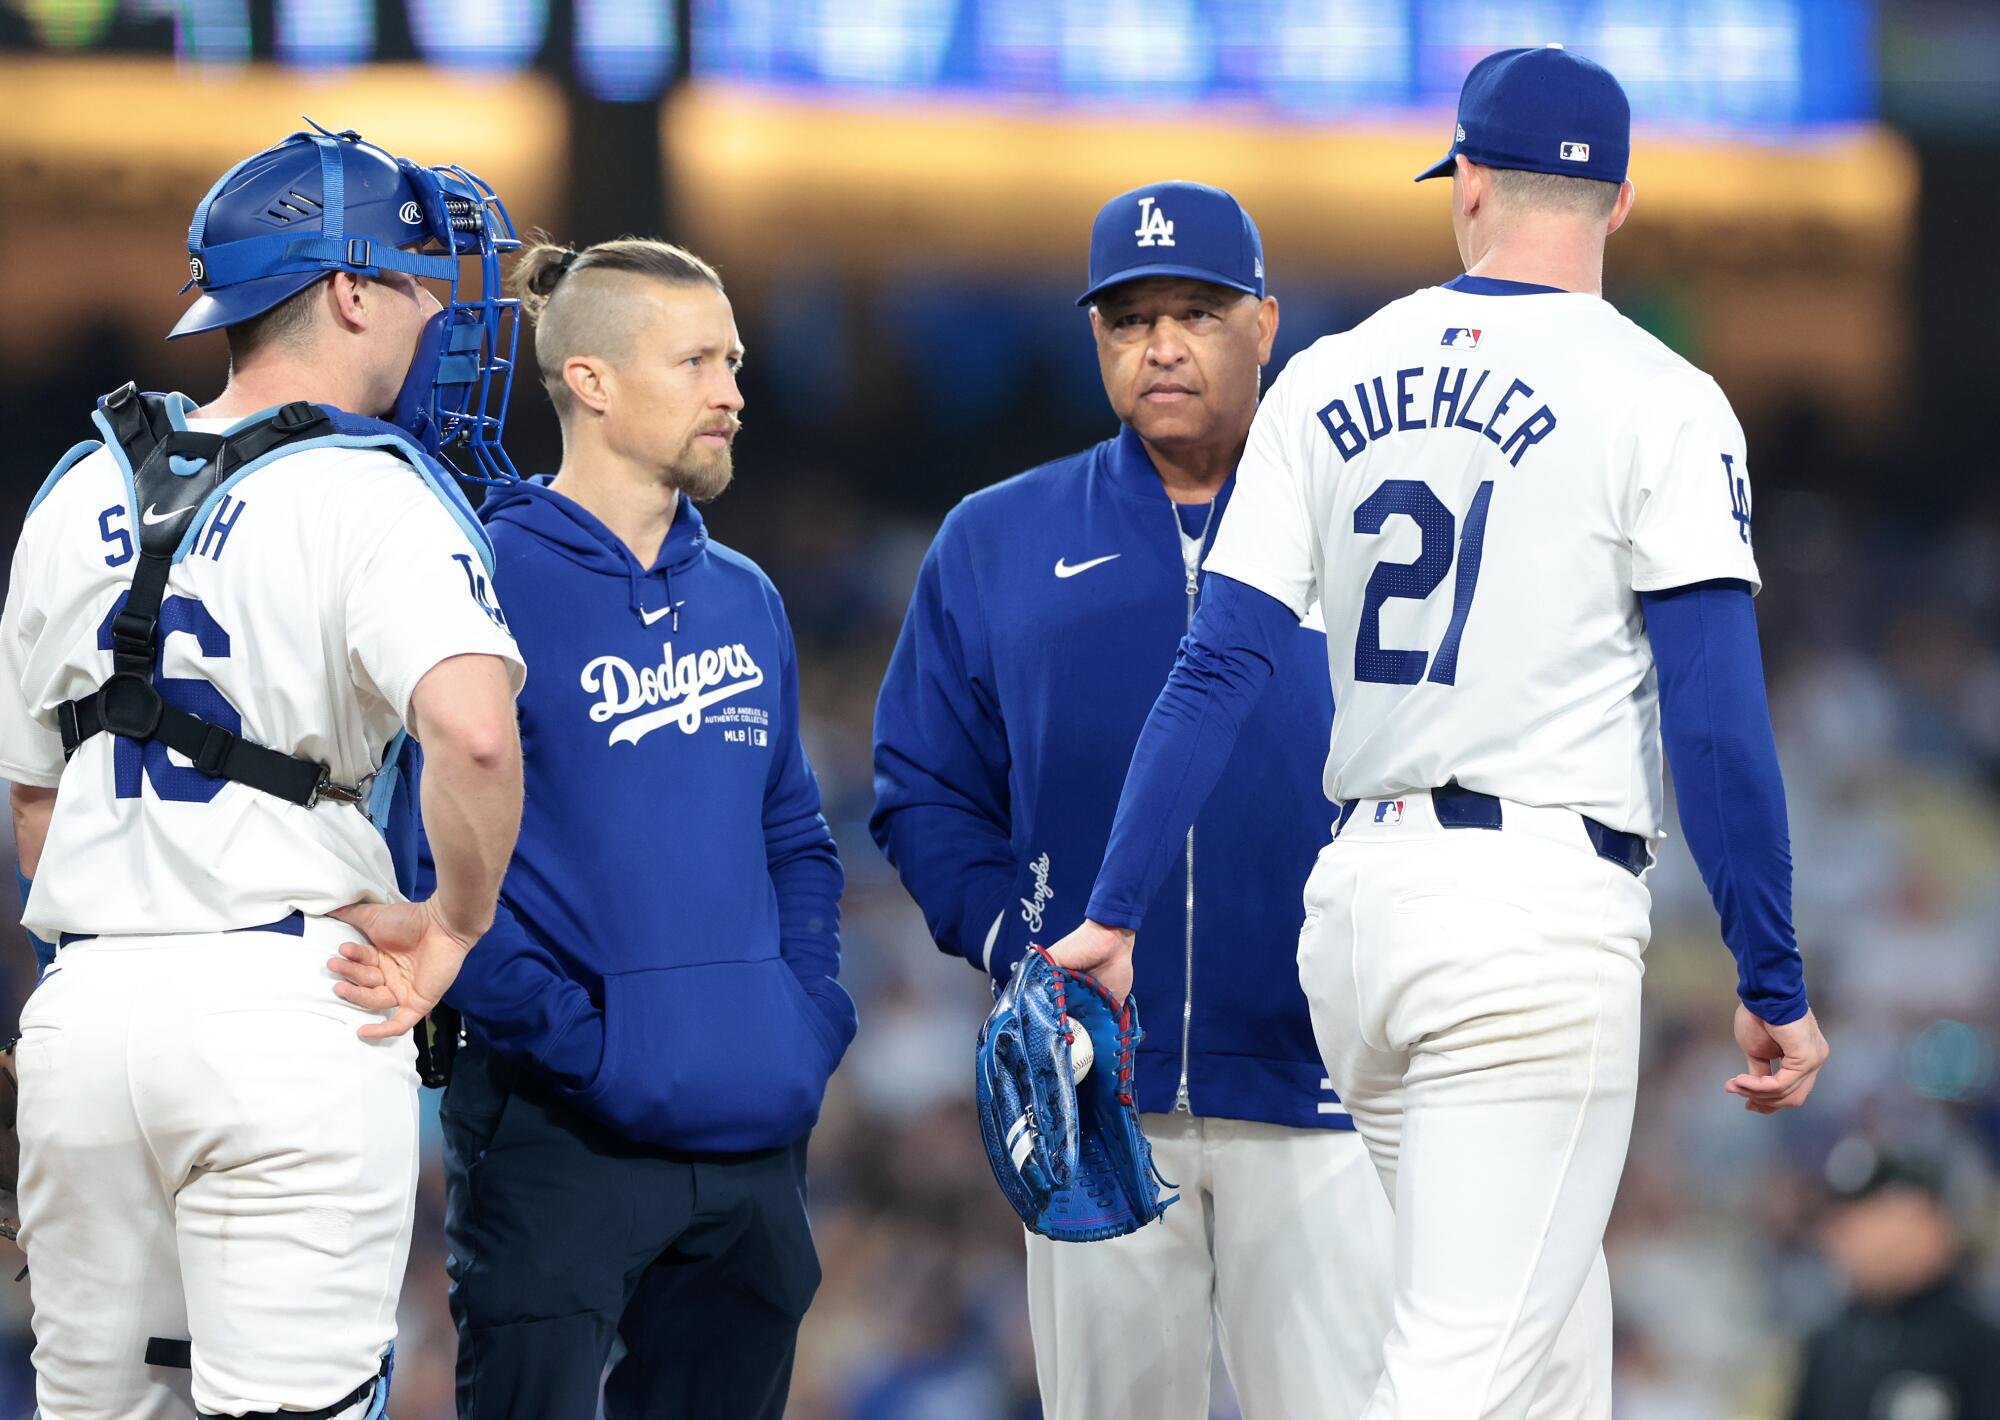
xmin=1203 ymin=282 xmax=1760 ymax=838
xmin=0 ymin=417 xmax=525 ymax=938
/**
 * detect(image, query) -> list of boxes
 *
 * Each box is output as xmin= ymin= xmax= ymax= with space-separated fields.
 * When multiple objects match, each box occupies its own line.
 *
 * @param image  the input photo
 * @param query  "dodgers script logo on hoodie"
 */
xmin=582 ymin=639 xmax=767 ymax=746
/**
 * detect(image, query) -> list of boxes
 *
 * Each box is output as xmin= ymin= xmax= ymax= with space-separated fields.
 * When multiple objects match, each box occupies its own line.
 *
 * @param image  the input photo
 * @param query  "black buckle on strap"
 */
xmin=57 ymin=700 xmax=83 ymax=753
xmin=110 ymin=607 xmax=158 ymax=661
xmin=269 ymin=400 xmax=323 ymax=433
xmin=194 ymin=722 xmax=236 ymax=777
xmin=97 ymin=673 xmax=164 ymax=740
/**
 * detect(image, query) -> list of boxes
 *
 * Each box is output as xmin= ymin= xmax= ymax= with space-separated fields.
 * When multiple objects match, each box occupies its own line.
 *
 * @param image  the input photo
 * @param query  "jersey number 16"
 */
xmin=1352 ymin=479 xmax=1494 ymax=686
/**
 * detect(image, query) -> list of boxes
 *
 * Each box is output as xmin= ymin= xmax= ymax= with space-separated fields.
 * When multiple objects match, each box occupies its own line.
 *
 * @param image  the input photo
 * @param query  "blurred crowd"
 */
xmin=1 ymin=302 xmax=1995 ymax=1419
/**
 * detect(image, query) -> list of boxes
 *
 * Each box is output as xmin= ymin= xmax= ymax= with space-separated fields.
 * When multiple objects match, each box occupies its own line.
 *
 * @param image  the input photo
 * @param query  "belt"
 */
xmin=1336 ymin=783 xmax=1649 ymax=878
xmin=57 ymin=909 xmax=307 ymax=949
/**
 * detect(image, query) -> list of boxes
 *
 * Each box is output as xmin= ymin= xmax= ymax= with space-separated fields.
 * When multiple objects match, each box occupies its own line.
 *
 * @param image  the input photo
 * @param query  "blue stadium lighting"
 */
xmin=405 ymin=0 xmax=550 ymax=72
xmin=575 ymin=0 xmax=680 ymax=102
xmin=276 ymin=0 xmax=378 ymax=68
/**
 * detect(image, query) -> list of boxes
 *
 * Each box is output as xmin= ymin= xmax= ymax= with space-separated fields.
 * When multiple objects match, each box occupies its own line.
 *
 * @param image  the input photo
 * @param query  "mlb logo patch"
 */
xmin=1440 ymin=327 xmax=1481 ymax=349
xmin=1373 ymin=799 xmax=1406 ymax=825
xmin=1560 ymin=141 xmax=1591 ymax=162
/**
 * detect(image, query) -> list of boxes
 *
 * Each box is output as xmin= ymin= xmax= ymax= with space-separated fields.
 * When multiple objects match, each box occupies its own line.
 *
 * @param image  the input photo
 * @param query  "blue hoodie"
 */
xmin=434 ymin=479 xmax=855 ymax=1154
xmin=871 ymin=427 xmax=1351 ymax=1131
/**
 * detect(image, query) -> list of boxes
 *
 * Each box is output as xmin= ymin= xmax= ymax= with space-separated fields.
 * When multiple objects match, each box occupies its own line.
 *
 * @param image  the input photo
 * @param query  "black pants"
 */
xmin=441 ymin=1040 xmax=821 ymax=1420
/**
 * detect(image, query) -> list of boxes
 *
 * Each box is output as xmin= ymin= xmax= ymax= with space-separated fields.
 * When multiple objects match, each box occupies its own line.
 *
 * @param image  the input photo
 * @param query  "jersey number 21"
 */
xmin=1352 ymin=479 xmax=1494 ymax=686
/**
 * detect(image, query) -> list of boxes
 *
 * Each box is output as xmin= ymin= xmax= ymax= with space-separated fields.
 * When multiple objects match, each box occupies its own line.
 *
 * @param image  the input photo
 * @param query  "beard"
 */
xmin=666 ymin=433 xmax=735 ymax=503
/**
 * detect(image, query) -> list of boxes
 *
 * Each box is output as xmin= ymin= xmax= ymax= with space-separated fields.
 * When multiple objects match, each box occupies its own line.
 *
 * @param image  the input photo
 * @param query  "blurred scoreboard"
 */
xmin=6 ymin=0 xmax=1873 ymax=127
xmin=697 ymin=0 xmax=1873 ymax=129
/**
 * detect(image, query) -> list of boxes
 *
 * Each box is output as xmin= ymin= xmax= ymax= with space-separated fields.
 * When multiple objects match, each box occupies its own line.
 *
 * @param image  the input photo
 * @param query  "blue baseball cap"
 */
xmin=1416 ymin=44 xmax=1630 ymax=186
xmin=1077 ymin=181 xmax=1265 ymax=307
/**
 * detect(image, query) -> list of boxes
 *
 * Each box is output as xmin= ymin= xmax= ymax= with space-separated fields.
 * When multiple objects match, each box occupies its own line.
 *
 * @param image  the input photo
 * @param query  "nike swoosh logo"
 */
xmin=141 ymin=504 xmax=193 ymax=527
xmin=1054 ymin=554 xmax=1120 ymax=579
xmin=640 ymin=604 xmax=677 ymax=627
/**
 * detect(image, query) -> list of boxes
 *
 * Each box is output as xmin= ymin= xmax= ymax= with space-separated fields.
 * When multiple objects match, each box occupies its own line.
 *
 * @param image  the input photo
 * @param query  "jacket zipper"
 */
xmin=1174 ymin=504 xmax=1212 ymax=1115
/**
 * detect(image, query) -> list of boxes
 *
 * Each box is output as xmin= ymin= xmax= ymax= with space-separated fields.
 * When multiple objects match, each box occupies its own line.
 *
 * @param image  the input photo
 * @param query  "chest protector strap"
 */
xmin=55 ymin=384 xmax=366 ymax=810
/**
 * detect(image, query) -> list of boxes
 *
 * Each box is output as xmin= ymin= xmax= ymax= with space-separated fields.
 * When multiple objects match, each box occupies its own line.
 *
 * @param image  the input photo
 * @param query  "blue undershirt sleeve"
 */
xmin=1641 ymin=579 xmax=1806 ymax=1024
xmin=1085 ymin=573 xmax=1294 ymax=929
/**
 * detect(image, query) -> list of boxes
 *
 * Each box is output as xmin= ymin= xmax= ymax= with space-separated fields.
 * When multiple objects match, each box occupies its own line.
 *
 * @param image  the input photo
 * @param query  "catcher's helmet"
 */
xmin=171 ymin=120 xmax=523 ymax=481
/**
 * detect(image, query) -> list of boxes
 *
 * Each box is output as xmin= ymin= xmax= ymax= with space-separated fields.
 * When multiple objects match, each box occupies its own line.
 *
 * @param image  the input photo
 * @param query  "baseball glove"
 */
xmin=975 ymin=945 xmax=1175 ymax=1242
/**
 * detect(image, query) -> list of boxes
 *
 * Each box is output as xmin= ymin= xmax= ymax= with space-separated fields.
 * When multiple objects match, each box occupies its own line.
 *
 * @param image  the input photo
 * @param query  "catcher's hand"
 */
xmin=326 ymin=898 xmax=474 ymax=1041
xmin=975 ymin=946 xmax=1174 ymax=1243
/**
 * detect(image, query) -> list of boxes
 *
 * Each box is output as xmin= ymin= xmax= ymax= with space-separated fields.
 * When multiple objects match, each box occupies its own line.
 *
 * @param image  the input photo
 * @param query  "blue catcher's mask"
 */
xmin=171 ymin=120 xmax=522 ymax=484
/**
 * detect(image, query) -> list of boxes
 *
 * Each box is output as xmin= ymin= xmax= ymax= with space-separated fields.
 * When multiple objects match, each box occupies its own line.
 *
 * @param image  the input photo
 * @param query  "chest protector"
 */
xmin=44 ymin=382 xmax=497 ymax=828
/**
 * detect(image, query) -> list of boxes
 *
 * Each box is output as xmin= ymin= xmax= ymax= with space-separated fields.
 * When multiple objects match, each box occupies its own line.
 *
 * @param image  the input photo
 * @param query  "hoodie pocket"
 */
xmin=577 ymin=958 xmax=837 ymax=1153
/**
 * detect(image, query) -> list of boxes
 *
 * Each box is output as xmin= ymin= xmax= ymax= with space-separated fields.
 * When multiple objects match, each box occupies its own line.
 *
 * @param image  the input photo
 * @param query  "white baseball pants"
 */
xmin=1298 ymin=791 xmax=1651 ymax=1420
xmin=1025 ymin=1112 xmax=1395 ymax=1419
xmin=14 ymin=918 xmax=416 ymax=1420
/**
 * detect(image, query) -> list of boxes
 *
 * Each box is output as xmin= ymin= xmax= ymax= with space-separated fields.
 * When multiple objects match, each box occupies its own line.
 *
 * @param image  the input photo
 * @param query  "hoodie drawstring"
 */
xmin=626 ymin=561 xmax=648 ymax=625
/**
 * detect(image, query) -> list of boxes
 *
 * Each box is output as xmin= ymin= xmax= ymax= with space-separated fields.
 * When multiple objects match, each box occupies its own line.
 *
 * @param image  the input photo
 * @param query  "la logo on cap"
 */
xmin=1134 ymin=195 xmax=1175 ymax=248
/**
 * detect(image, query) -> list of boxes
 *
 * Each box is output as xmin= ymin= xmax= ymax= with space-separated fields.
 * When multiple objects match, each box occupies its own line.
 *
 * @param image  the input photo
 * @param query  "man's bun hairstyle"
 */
xmin=510 ymin=234 xmax=725 ymax=413
xmin=513 ymin=240 xmax=581 ymax=323
xmin=513 ymin=234 xmax=720 ymax=325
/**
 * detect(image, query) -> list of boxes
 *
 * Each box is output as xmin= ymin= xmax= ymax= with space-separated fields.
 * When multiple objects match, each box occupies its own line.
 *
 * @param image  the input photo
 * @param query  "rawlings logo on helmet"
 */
xmin=398 ymin=200 xmax=423 ymax=226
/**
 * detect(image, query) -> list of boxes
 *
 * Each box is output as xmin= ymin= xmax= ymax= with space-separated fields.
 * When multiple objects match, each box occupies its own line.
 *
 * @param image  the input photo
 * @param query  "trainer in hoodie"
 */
xmin=871 ymin=182 xmax=1393 ymax=1420
xmin=429 ymin=238 xmax=853 ymax=1420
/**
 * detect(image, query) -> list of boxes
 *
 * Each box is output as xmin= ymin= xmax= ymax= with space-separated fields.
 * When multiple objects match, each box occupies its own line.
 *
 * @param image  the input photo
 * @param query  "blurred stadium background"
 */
xmin=2 ymin=2 xmax=1997 ymax=1416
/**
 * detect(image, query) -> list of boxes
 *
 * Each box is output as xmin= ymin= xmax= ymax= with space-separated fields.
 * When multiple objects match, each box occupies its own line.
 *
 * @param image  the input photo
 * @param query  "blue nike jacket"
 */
xmin=430 ymin=479 xmax=856 ymax=1153
xmin=871 ymin=425 xmax=1350 ymax=1130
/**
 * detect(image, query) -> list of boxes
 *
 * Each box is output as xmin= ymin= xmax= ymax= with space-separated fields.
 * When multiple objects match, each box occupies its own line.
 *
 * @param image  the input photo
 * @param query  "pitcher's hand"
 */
xmin=1725 ymin=1004 xmax=1829 ymax=1114
xmin=1045 ymin=920 xmax=1136 ymax=1007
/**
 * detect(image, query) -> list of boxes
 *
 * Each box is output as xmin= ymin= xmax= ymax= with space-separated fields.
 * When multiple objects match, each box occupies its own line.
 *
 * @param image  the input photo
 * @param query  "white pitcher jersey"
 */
xmin=0 ymin=418 xmax=525 ymax=938
xmin=1203 ymin=282 xmax=1760 ymax=839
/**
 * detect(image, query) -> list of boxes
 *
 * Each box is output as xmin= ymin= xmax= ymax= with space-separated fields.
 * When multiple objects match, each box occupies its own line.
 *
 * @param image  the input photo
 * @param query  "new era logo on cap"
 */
xmin=1441 ymin=327 xmax=1481 ymax=349
xmin=1560 ymin=141 xmax=1591 ymax=162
